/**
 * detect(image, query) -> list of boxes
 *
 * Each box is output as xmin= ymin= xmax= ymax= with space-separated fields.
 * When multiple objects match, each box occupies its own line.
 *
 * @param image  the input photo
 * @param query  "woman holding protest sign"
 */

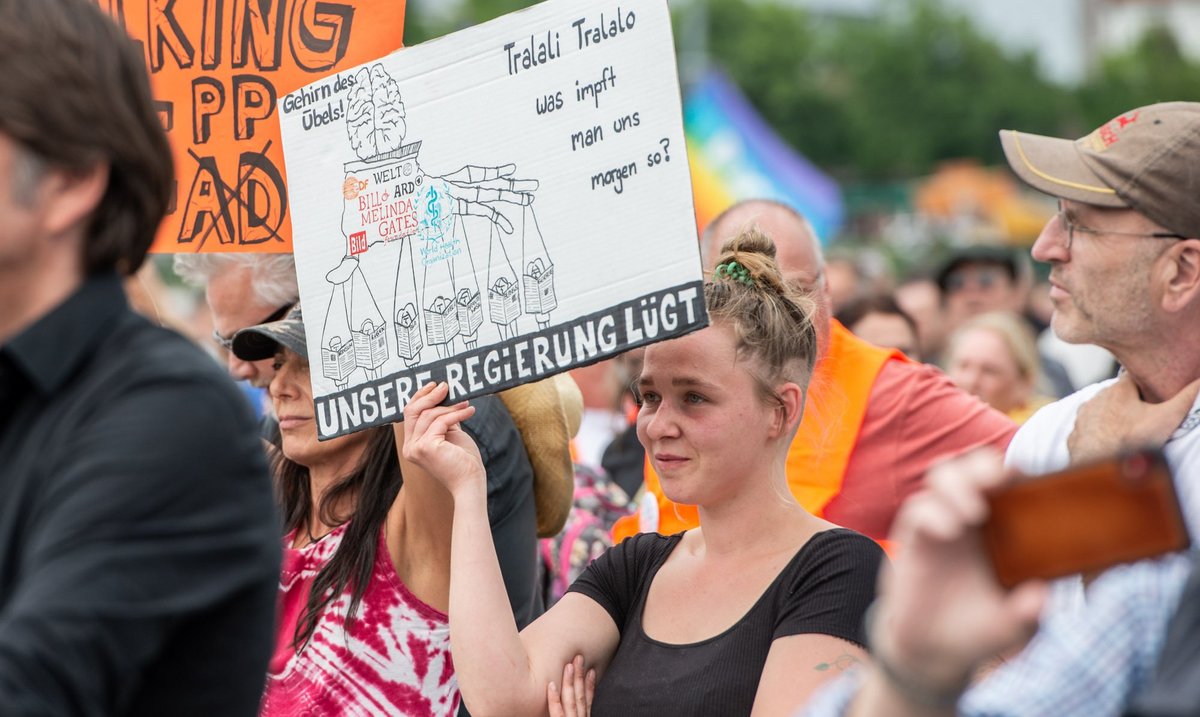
xmin=405 ymin=230 xmax=884 ymax=717
xmin=231 ymin=305 xmax=541 ymax=716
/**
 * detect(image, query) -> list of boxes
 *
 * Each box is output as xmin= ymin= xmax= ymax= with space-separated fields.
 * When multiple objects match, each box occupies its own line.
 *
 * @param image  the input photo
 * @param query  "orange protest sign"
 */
xmin=97 ymin=0 xmax=406 ymax=253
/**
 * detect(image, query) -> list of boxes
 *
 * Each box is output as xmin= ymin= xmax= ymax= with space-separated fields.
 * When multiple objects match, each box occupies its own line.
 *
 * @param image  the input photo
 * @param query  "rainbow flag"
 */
xmin=685 ymin=71 xmax=842 ymax=243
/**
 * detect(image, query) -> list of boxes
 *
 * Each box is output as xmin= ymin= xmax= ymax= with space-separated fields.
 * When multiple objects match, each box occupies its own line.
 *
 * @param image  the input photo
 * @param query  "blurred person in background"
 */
xmin=937 ymin=245 xmax=1076 ymax=397
xmin=836 ymin=294 xmax=921 ymax=360
xmin=801 ymin=101 xmax=1200 ymax=717
xmin=569 ymin=358 xmax=635 ymax=472
xmin=937 ymin=245 xmax=1028 ymax=331
xmin=232 ymin=308 xmax=543 ymax=715
xmin=123 ymin=258 xmax=205 ymax=342
xmin=894 ymin=276 xmax=946 ymax=363
xmin=823 ymin=254 xmax=865 ymax=315
xmin=174 ymin=253 xmax=299 ymax=388
xmin=614 ymin=199 xmax=1016 ymax=543
xmin=175 ymin=253 xmax=298 ymax=435
xmin=943 ymin=311 xmax=1052 ymax=423
xmin=0 ymin=1 xmax=279 ymax=713
xmin=540 ymin=360 xmax=638 ymax=607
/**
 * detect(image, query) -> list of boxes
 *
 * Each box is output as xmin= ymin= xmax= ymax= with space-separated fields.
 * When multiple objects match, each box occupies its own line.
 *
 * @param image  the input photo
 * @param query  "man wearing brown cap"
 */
xmin=799 ymin=103 xmax=1200 ymax=716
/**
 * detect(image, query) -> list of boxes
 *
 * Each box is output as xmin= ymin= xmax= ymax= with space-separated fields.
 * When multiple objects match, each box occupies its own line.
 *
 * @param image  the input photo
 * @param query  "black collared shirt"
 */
xmin=0 ymin=274 xmax=281 ymax=716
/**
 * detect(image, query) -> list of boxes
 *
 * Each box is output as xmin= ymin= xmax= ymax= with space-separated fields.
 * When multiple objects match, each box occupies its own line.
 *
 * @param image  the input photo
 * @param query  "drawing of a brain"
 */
xmin=347 ymin=64 xmax=407 ymax=160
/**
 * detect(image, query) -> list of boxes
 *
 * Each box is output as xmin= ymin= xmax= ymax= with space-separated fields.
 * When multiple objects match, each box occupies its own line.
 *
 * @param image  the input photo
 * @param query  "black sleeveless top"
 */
xmin=568 ymin=529 xmax=882 ymax=716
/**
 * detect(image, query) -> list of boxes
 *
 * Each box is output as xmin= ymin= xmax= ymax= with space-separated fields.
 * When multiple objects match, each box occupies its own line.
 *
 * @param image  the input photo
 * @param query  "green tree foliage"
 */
xmin=403 ymin=0 xmax=1195 ymax=182
xmin=699 ymin=0 xmax=854 ymax=175
xmin=698 ymin=0 xmax=1073 ymax=179
xmin=1078 ymin=25 xmax=1200 ymax=128
xmin=405 ymin=0 xmax=536 ymax=45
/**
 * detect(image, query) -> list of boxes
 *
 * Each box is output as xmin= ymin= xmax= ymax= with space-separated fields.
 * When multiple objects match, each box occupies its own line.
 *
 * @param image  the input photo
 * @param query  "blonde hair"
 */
xmin=705 ymin=229 xmax=819 ymax=399
xmin=949 ymin=311 xmax=1041 ymax=386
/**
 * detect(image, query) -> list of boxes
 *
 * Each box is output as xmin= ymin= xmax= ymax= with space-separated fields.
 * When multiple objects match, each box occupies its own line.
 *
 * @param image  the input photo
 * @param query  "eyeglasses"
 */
xmin=1055 ymin=202 xmax=1186 ymax=249
xmin=212 ymin=304 xmax=292 ymax=352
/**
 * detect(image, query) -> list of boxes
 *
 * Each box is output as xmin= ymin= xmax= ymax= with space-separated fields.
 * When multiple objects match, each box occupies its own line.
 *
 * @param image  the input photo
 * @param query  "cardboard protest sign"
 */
xmin=279 ymin=0 xmax=706 ymax=439
xmin=98 ymin=0 xmax=405 ymax=253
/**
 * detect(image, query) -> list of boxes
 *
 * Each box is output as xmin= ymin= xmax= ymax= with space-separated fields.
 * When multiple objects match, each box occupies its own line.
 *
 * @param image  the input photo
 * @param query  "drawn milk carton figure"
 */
xmin=322 ymin=336 xmax=356 ymax=389
xmin=519 ymin=204 xmax=557 ymax=329
xmin=424 ymin=294 xmax=460 ymax=357
xmin=347 ymin=264 xmax=388 ymax=379
xmin=393 ymin=235 xmax=424 ymax=367
xmin=394 ymin=303 xmax=422 ymax=367
xmin=456 ymin=287 xmax=483 ymax=349
xmin=321 ymin=261 xmax=358 ymax=389
xmin=449 ymin=215 xmax=485 ymax=350
xmin=487 ymin=222 xmax=521 ymax=340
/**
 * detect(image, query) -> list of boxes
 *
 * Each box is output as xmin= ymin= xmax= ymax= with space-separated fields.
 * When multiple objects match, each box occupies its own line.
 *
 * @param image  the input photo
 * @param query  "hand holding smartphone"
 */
xmin=983 ymin=450 xmax=1190 ymax=588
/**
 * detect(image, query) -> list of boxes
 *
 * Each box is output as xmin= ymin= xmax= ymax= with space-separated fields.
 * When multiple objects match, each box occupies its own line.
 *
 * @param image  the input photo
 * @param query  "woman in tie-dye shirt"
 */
xmin=233 ymin=307 xmax=467 ymax=716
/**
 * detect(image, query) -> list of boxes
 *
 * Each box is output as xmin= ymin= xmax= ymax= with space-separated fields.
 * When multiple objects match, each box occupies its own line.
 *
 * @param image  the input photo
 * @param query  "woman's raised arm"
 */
xmin=404 ymin=382 xmax=620 ymax=716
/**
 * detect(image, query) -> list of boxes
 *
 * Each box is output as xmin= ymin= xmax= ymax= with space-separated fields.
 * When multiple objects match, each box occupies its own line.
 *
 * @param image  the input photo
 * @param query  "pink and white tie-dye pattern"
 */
xmin=261 ymin=524 xmax=459 ymax=717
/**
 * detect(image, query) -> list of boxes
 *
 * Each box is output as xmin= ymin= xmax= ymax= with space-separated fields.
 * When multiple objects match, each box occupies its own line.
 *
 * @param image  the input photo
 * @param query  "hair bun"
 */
xmin=704 ymin=226 xmax=819 ymax=384
xmin=712 ymin=229 xmax=786 ymax=295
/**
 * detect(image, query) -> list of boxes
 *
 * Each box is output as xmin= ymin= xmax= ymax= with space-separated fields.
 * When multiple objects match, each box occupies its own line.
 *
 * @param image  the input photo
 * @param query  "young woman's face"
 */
xmin=635 ymin=324 xmax=782 ymax=507
xmin=270 ymin=348 xmax=367 ymax=469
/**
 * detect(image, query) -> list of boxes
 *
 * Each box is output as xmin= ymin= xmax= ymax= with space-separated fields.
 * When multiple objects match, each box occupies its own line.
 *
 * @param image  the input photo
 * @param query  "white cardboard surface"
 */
xmin=279 ymin=0 xmax=705 ymax=439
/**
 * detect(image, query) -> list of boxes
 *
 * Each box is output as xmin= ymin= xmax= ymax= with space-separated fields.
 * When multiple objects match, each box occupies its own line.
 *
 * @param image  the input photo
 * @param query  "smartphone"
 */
xmin=983 ymin=449 xmax=1190 ymax=588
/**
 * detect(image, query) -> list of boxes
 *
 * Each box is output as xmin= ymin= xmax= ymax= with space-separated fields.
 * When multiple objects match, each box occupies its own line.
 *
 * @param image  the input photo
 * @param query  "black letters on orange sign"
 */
xmin=233 ymin=0 xmax=287 ymax=71
xmin=177 ymin=152 xmax=287 ymax=246
xmin=289 ymin=0 xmax=355 ymax=72
xmin=233 ymin=74 xmax=277 ymax=140
xmin=179 ymin=155 xmax=237 ymax=246
xmin=191 ymin=77 xmax=226 ymax=144
xmin=147 ymin=0 xmax=196 ymax=71
xmin=238 ymin=150 xmax=288 ymax=244
xmin=155 ymin=99 xmax=175 ymax=132
xmin=102 ymin=0 xmax=366 ymax=246
xmin=201 ymin=0 xmax=225 ymax=70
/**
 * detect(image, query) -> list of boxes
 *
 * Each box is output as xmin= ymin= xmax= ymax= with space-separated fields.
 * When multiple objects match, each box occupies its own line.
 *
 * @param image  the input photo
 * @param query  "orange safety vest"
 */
xmin=612 ymin=320 xmax=906 ymax=544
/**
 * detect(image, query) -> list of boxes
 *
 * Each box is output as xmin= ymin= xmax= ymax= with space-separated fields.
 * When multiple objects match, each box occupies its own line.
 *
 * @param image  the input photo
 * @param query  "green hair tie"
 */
xmin=715 ymin=260 xmax=754 ymax=286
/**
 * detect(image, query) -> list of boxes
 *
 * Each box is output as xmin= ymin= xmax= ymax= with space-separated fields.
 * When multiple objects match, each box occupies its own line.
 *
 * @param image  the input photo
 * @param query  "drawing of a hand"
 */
xmin=432 ymin=163 xmax=539 ymax=235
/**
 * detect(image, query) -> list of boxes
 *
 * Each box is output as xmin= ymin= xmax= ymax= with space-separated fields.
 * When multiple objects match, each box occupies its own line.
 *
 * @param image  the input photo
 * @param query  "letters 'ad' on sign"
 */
xmin=279 ymin=0 xmax=707 ymax=440
xmin=99 ymin=0 xmax=406 ymax=254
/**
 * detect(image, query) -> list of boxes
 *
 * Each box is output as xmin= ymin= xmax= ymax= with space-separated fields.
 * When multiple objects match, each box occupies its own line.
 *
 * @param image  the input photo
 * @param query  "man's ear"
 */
xmin=41 ymin=162 xmax=109 ymax=238
xmin=1161 ymin=239 xmax=1200 ymax=314
xmin=770 ymin=381 xmax=806 ymax=439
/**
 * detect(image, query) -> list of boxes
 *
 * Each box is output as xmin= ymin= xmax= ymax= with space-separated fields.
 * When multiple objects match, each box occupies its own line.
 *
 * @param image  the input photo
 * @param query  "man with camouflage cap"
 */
xmin=800 ymin=102 xmax=1200 ymax=716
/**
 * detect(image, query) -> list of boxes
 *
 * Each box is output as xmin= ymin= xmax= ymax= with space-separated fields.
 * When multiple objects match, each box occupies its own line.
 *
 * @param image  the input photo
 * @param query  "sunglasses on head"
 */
xmin=212 ymin=304 xmax=292 ymax=352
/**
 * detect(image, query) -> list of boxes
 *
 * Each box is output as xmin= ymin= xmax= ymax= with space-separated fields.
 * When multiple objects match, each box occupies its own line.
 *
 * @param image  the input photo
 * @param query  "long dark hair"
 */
xmin=275 ymin=425 xmax=403 ymax=649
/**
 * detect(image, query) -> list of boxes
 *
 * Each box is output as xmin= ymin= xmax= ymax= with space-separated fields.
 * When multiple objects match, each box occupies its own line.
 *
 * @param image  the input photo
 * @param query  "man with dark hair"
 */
xmin=936 ymin=245 xmax=1026 ymax=332
xmin=801 ymin=102 xmax=1200 ymax=717
xmin=936 ymin=245 xmax=1077 ymax=397
xmin=0 ymin=1 xmax=279 ymax=714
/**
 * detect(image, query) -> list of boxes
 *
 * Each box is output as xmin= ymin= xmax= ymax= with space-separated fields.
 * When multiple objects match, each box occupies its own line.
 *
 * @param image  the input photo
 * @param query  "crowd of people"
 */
xmin=3 ymin=1 xmax=1200 ymax=716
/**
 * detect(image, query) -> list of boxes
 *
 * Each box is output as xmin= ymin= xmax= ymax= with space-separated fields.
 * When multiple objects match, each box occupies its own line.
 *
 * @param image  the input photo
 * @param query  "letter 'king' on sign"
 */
xmin=102 ymin=0 xmax=409 ymax=254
